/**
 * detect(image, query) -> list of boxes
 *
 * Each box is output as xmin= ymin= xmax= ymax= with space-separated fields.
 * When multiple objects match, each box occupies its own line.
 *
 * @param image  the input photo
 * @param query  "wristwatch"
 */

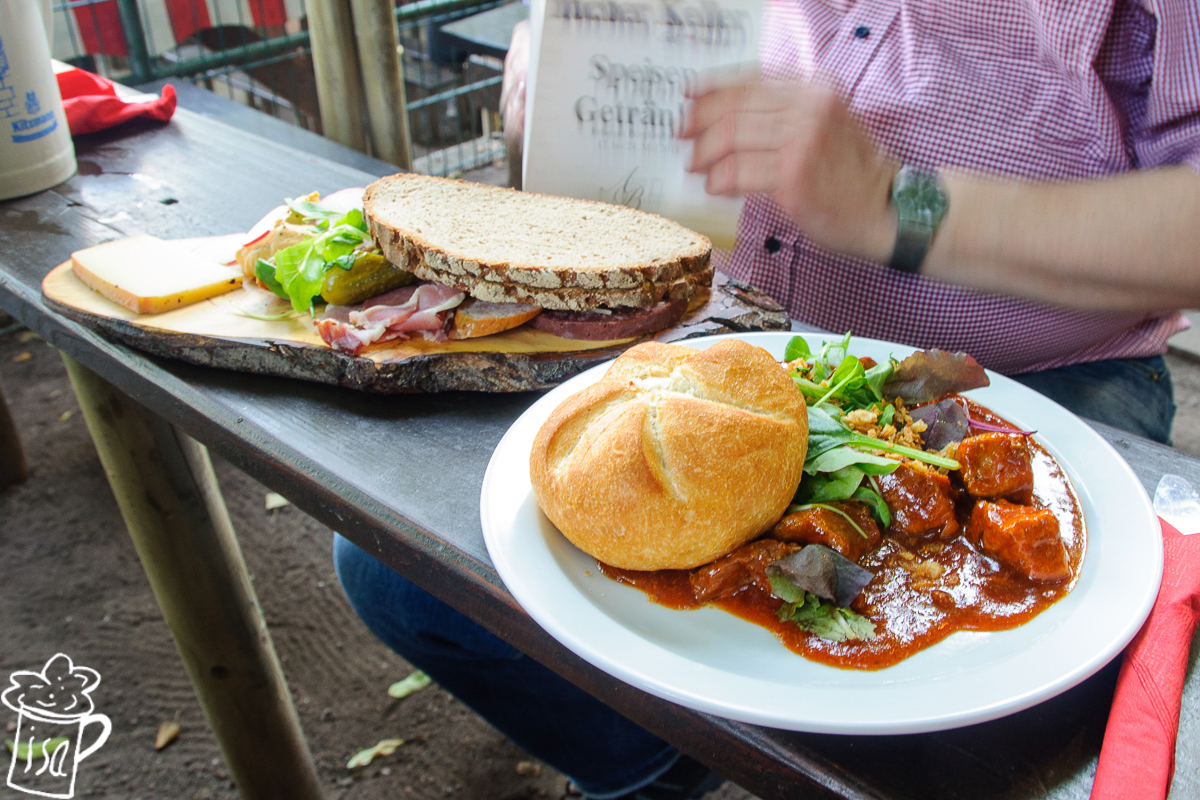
xmin=888 ymin=166 xmax=948 ymax=274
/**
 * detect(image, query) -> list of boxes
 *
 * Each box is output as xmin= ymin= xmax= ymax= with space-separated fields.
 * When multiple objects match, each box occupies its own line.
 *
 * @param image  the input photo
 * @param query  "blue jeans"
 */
xmin=333 ymin=535 xmax=679 ymax=798
xmin=333 ymin=354 xmax=1175 ymax=795
xmin=1010 ymin=355 xmax=1175 ymax=445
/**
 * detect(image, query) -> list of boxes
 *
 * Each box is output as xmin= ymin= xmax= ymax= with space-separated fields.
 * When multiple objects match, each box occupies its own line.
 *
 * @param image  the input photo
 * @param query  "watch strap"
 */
xmin=889 ymin=222 xmax=934 ymax=274
xmin=888 ymin=166 xmax=947 ymax=275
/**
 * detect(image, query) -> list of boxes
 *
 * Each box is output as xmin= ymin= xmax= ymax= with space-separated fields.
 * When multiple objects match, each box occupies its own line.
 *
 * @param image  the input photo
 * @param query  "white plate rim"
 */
xmin=480 ymin=332 xmax=1163 ymax=734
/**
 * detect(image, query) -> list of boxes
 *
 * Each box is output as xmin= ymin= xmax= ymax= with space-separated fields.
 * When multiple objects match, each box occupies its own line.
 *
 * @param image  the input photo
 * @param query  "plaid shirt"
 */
xmin=725 ymin=0 xmax=1198 ymax=374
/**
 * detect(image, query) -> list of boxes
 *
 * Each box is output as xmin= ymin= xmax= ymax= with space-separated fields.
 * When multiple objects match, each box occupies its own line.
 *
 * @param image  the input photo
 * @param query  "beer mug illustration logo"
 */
xmin=2 ymin=654 xmax=111 ymax=799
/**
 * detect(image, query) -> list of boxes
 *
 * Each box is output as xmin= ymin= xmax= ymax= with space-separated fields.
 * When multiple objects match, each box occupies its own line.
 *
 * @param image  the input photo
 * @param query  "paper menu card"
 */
xmin=522 ymin=0 xmax=763 ymax=248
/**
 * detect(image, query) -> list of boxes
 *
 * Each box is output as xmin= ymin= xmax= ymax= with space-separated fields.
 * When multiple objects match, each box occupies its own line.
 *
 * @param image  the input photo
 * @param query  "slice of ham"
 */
xmin=316 ymin=282 xmax=464 ymax=355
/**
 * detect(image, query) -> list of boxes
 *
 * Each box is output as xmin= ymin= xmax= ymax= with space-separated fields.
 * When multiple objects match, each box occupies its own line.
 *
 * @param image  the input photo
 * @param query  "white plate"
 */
xmin=480 ymin=332 xmax=1162 ymax=734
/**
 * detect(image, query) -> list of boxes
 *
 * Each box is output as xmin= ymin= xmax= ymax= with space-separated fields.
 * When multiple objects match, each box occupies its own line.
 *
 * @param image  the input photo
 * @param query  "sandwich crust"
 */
xmin=529 ymin=340 xmax=809 ymax=570
xmin=363 ymin=174 xmax=713 ymax=310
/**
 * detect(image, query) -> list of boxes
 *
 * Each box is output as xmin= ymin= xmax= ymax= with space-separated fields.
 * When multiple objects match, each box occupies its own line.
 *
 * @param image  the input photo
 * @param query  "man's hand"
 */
xmin=681 ymin=80 xmax=898 ymax=263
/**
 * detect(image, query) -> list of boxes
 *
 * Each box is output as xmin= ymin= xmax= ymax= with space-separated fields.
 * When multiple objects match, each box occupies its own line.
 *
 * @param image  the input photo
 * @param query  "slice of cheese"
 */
xmin=71 ymin=234 xmax=243 ymax=315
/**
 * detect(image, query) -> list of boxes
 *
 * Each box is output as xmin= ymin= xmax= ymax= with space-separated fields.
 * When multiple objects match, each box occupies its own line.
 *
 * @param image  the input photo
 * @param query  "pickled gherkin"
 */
xmin=322 ymin=253 xmax=414 ymax=305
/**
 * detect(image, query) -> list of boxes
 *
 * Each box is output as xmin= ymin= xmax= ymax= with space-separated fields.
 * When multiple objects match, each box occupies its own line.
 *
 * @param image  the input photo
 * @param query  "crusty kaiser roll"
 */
xmin=529 ymin=339 xmax=809 ymax=571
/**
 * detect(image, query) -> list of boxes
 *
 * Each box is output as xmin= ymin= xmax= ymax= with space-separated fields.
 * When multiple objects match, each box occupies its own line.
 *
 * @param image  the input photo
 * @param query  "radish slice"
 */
xmin=320 ymin=187 xmax=366 ymax=216
xmin=241 ymin=203 xmax=288 ymax=247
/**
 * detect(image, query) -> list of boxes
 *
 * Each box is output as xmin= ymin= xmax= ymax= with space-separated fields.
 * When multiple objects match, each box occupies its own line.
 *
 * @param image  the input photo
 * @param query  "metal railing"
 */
xmin=52 ymin=0 xmax=512 ymax=176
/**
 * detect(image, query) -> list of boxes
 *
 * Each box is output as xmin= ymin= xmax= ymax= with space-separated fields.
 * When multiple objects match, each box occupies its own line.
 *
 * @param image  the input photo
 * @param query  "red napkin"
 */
xmin=55 ymin=68 xmax=176 ymax=136
xmin=1091 ymin=518 xmax=1200 ymax=800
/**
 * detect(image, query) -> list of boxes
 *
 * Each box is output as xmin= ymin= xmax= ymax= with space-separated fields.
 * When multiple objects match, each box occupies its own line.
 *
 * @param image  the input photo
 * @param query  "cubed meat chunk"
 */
xmin=957 ymin=433 xmax=1033 ymax=504
xmin=967 ymin=500 xmax=1071 ymax=583
xmin=876 ymin=463 xmax=960 ymax=538
xmin=689 ymin=539 xmax=800 ymax=602
xmin=770 ymin=501 xmax=882 ymax=563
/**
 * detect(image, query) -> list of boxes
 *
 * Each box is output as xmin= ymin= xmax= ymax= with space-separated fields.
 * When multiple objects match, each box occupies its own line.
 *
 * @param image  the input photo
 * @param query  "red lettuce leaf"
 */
xmin=909 ymin=398 xmax=972 ymax=451
xmin=882 ymin=350 xmax=989 ymax=404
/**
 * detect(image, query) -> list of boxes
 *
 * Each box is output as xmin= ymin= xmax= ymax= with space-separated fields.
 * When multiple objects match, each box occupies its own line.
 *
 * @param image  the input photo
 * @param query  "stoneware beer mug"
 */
xmin=0 ymin=0 xmax=77 ymax=201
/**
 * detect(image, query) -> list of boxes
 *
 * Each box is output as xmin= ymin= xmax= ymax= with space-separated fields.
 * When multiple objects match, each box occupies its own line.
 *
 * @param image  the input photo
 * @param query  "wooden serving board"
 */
xmin=42 ymin=236 xmax=790 ymax=393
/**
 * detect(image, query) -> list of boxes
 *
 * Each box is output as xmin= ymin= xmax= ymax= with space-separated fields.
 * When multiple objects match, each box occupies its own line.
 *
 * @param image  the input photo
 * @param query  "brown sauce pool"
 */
xmin=598 ymin=398 xmax=1086 ymax=670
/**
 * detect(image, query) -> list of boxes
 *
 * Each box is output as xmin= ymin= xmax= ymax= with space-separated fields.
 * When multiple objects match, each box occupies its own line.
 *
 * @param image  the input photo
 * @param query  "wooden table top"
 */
xmin=2 ymin=108 xmax=1199 ymax=800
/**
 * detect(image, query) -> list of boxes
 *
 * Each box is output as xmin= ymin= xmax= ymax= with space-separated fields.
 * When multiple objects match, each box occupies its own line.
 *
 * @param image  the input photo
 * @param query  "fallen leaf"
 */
xmin=265 ymin=492 xmax=290 ymax=511
xmin=17 ymin=331 xmax=38 ymax=343
xmin=12 ymin=352 xmax=31 ymax=363
xmin=516 ymin=761 xmax=541 ymax=777
xmin=48 ymin=389 xmax=63 ymax=399
xmin=155 ymin=720 xmax=181 ymax=750
xmin=347 ymin=738 xmax=404 ymax=769
xmin=388 ymin=670 xmax=432 ymax=699
xmin=59 ymin=410 xmax=74 ymax=422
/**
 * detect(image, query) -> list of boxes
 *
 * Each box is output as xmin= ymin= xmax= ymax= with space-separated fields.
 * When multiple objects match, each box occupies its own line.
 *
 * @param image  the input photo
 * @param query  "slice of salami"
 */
xmin=528 ymin=297 xmax=687 ymax=341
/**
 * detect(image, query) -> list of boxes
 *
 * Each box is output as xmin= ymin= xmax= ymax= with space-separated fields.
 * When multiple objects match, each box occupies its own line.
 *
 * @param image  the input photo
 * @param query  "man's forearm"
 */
xmin=923 ymin=166 xmax=1200 ymax=312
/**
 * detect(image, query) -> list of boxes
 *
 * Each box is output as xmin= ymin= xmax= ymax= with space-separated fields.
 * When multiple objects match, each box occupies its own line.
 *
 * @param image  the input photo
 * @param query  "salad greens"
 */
xmin=767 ymin=546 xmax=876 ymax=642
xmin=785 ymin=332 xmax=895 ymax=412
xmin=257 ymin=200 xmax=376 ymax=314
xmin=783 ymin=334 xmax=960 ymax=539
xmin=765 ymin=334 xmax=979 ymax=642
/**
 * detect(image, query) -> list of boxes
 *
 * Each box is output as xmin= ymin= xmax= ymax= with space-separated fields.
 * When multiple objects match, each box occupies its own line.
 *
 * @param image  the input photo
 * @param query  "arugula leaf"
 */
xmin=796 ymin=466 xmax=866 ymax=503
xmin=783 ymin=335 xmax=811 ymax=363
xmin=794 ymin=468 xmax=893 ymax=527
xmin=807 ymin=406 xmax=960 ymax=470
xmin=817 ymin=332 xmax=852 ymax=368
xmin=272 ymin=238 xmax=328 ymax=313
xmin=864 ymin=360 xmax=895 ymax=401
xmin=254 ymin=259 xmax=287 ymax=299
xmin=813 ymin=355 xmax=865 ymax=405
xmin=878 ymin=403 xmax=896 ymax=428
xmin=805 ymin=446 xmax=899 ymax=476
xmin=853 ymin=481 xmax=892 ymax=528
xmin=286 ymin=196 xmax=344 ymax=224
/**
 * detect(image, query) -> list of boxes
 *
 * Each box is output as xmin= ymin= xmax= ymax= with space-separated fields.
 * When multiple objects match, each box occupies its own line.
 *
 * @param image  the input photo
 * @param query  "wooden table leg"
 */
xmin=62 ymin=355 xmax=324 ymax=800
xmin=0 ymin=375 xmax=30 ymax=488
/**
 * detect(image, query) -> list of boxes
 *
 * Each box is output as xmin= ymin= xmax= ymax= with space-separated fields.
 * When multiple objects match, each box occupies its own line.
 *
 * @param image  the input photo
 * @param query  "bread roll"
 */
xmin=529 ymin=339 xmax=809 ymax=570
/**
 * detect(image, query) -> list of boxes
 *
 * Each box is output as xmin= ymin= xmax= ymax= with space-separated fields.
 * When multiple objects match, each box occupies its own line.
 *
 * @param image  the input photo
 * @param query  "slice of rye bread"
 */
xmin=363 ymin=174 xmax=712 ymax=311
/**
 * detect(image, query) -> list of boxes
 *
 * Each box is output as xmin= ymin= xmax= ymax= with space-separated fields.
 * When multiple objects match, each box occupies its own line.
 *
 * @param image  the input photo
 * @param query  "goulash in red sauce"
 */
xmin=598 ymin=341 xmax=1085 ymax=671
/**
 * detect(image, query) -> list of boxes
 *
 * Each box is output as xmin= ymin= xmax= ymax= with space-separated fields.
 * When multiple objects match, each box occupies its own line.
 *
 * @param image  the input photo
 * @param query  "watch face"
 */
xmin=894 ymin=168 xmax=948 ymax=230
